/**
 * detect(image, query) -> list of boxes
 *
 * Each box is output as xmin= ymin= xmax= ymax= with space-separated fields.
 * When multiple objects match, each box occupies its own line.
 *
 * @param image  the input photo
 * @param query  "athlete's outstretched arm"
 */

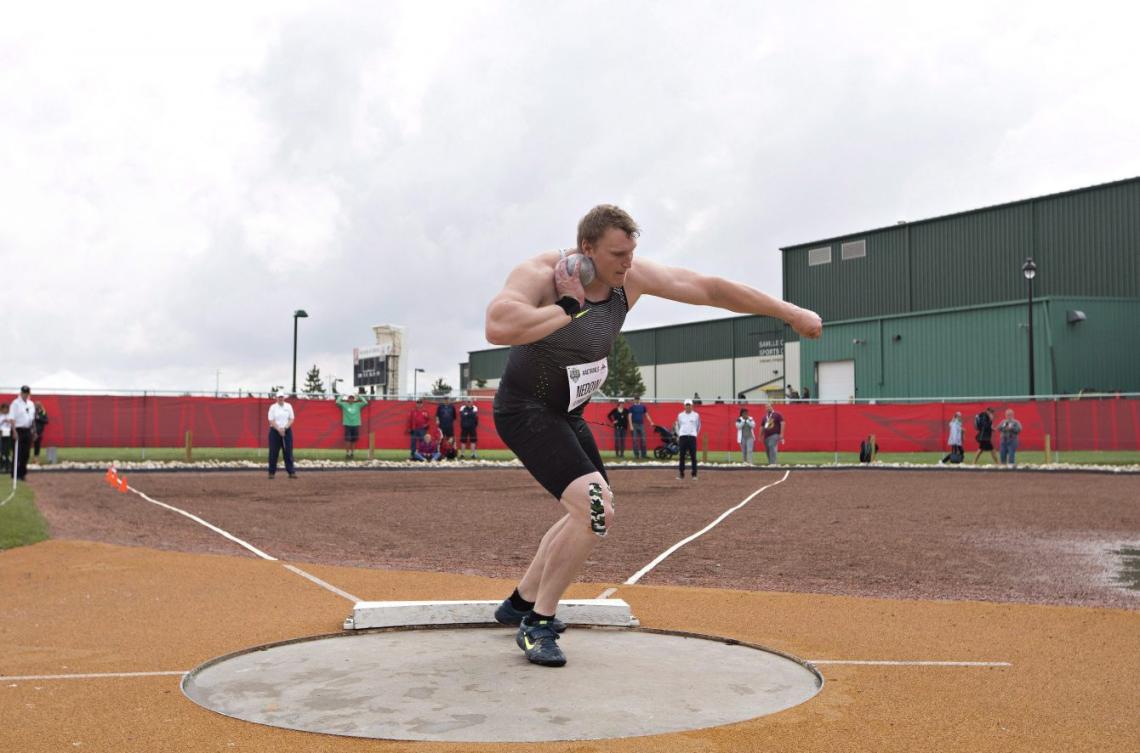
xmin=486 ymin=253 xmax=581 ymax=346
xmin=625 ymin=258 xmax=822 ymax=338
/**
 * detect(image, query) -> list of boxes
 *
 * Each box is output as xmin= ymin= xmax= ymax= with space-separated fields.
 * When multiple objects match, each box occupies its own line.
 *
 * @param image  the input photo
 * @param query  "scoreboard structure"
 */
xmin=353 ymin=344 xmax=394 ymax=393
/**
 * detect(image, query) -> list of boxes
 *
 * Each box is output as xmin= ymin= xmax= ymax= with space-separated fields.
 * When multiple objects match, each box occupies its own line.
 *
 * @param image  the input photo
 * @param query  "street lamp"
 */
xmin=1022 ymin=258 xmax=1037 ymax=397
xmin=413 ymin=367 xmax=426 ymax=398
xmin=292 ymin=309 xmax=309 ymax=395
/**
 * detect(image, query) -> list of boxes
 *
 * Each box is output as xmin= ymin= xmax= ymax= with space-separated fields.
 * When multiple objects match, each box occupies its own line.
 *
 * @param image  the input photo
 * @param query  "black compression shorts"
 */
xmin=494 ymin=404 xmax=608 ymax=500
xmin=460 ymin=427 xmax=477 ymax=443
xmin=344 ymin=425 xmax=360 ymax=442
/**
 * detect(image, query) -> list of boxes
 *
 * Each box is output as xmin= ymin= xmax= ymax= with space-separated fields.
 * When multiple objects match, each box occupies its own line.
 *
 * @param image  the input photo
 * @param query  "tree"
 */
xmin=302 ymin=365 xmax=325 ymax=396
xmin=601 ymin=335 xmax=646 ymax=398
xmin=474 ymin=378 xmax=487 ymax=388
xmin=431 ymin=378 xmax=453 ymax=396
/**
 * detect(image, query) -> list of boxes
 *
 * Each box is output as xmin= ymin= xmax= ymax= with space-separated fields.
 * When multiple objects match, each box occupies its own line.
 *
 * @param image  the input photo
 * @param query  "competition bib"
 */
xmin=565 ymin=357 xmax=608 ymax=412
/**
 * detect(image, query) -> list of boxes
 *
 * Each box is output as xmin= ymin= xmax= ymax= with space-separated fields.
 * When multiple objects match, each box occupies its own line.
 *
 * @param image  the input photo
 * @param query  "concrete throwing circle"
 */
xmin=182 ymin=627 xmax=822 ymax=742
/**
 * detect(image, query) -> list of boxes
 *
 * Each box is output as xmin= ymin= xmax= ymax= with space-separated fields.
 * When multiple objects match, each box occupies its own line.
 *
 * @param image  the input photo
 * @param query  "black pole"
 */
xmin=1027 ymin=276 xmax=1035 ymax=397
xmin=289 ymin=312 xmax=298 ymax=394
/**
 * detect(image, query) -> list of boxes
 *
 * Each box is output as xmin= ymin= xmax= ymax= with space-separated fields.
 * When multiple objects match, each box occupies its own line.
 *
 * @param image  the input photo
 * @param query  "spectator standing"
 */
xmin=940 ymin=411 xmax=964 ymax=464
xmin=406 ymin=398 xmax=431 ymax=460
xmin=10 ymin=386 xmax=37 ymax=481
xmin=736 ymin=408 xmax=757 ymax=464
xmin=335 ymin=394 xmax=368 ymax=459
xmin=628 ymin=395 xmax=654 ymax=459
xmin=0 ymin=403 xmax=12 ymax=474
xmin=267 ymin=391 xmax=297 ymax=479
xmin=33 ymin=403 xmax=48 ymax=461
xmin=692 ymin=392 xmax=703 ymax=406
xmin=675 ymin=399 xmax=701 ymax=479
xmin=995 ymin=409 xmax=1023 ymax=467
xmin=801 ymin=386 xmax=810 ymax=401
xmin=606 ymin=399 xmax=631 ymax=458
xmin=761 ymin=404 xmax=786 ymax=465
xmin=459 ymin=398 xmax=479 ymax=458
xmin=436 ymin=396 xmax=457 ymax=450
xmin=972 ymin=407 xmax=999 ymax=465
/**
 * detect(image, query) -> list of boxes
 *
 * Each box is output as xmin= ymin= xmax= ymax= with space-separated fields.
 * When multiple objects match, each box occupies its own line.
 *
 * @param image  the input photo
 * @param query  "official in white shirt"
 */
xmin=10 ymin=386 xmax=37 ymax=481
xmin=674 ymin=399 xmax=701 ymax=480
xmin=267 ymin=391 xmax=297 ymax=479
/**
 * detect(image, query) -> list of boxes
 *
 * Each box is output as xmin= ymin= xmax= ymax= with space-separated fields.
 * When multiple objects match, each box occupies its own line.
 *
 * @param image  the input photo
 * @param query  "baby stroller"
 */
xmin=653 ymin=425 xmax=679 ymax=459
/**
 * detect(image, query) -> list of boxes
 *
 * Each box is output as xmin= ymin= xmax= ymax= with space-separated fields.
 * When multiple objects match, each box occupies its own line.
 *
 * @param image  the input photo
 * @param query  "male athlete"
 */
xmin=485 ymin=205 xmax=822 ymax=666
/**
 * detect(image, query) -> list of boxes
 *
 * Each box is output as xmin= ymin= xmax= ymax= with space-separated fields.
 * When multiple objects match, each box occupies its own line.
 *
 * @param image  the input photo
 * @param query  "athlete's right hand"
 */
xmin=554 ymin=254 xmax=586 ymax=306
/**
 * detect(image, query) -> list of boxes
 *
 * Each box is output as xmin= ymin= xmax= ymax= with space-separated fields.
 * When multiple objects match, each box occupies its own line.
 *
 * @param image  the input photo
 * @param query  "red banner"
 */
xmin=5 ymin=393 xmax=1138 ymax=453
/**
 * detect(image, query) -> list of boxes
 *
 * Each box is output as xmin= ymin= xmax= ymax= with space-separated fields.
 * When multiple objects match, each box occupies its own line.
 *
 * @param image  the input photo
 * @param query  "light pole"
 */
xmin=292 ymin=309 xmax=309 ymax=395
xmin=1022 ymin=258 xmax=1037 ymax=397
xmin=413 ymin=367 xmax=425 ymax=398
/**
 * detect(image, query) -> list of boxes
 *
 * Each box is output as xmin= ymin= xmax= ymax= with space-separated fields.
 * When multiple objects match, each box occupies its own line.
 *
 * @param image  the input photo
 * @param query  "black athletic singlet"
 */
xmin=496 ymin=287 xmax=628 ymax=413
xmin=493 ymin=287 xmax=628 ymax=499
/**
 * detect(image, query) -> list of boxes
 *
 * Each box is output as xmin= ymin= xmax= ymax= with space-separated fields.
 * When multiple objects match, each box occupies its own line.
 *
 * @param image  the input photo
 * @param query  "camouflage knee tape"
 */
xmin=588 ymin=482 xmax=607 ymax=538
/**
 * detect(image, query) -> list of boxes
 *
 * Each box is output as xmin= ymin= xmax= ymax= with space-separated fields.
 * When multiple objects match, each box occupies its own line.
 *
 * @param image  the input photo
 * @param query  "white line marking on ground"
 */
xmin=596 ymin=586 xmax=618 ymax=599
xmin=282 ymin=564 xmax=361 ymax=603
xmin=126 ymin=483 xmax=357 ymax=602
xmin=809 ymin=660 xmax=1011 ymax=667
xmin=128 ymin=487 xmax=276 ymax=560
xmin=624 ymin=470 xmax=792 ymax=585
xmin=2 ymin=671 xmax=188 ymax=681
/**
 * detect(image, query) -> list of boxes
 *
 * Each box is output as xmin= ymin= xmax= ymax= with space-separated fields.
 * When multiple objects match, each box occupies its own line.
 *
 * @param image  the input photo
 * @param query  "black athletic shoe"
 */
xmin=493 ymin=599 xmax=566 ymax=632
xmin=516 ymin=620 xmax=567 ymax=667
xmin=288 ymin=472 xmax=297 ymax=479
xmin=268 ymin=473 xmax=275 ymax=480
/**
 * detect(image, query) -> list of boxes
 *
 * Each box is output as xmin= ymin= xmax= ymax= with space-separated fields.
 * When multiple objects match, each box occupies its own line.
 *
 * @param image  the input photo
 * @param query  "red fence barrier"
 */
xmin=6 ymin=393 xmax=1139 ymax=453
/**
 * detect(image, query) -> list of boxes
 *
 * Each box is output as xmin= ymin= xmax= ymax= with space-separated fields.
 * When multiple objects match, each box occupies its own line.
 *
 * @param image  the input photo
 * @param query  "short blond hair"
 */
xmin=577 ymin=204 xmax=640 ymax=250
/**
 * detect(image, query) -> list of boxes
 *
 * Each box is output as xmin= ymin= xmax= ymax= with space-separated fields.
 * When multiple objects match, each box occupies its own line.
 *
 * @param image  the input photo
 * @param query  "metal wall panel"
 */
xmin=783 ymin=227 xmax=910 ymax=322
xmin=909 ymin=204 xmax=1033 ymax=310
xmin=1035 ymin=181 xmax=1140 ymax=298
xmin=653 ymin=319 xmax=736 ymax=364
xmin=1047 ymin=297 xmax=1140 ymax=393
xmin=799 ymin=302 xmax=1053 ymax=399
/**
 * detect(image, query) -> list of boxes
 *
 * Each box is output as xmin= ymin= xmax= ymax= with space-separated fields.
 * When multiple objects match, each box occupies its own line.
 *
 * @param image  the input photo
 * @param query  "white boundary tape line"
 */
xmin=3 ymin=671 xmax=188 ymax=682
xmin=129 ymin=487 xmax=276 ymax=560
xmin=282 ymin=564 xmax=362 ymax=603
xmin=126 ymin=483 xmax=359 ymax=603
xmin=623 ymin=470 xmax=791 ymax=586
xmin=810 ymin=660 xmax=1012 ymax=667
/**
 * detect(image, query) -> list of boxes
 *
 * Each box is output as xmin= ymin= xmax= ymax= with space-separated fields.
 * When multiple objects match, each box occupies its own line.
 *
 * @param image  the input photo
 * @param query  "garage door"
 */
xmin=817 ymin=360 xmax=855 ymax=403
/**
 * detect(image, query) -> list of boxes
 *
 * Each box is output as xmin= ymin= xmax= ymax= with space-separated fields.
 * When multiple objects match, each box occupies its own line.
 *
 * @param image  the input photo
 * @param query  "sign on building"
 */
xmin=757 ymin=338 xmax=784 ymax=357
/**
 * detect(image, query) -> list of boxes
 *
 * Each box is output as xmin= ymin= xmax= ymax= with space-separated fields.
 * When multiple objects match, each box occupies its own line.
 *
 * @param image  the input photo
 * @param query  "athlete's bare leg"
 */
xmin=519 ymin=472 xmax=613 ymax=616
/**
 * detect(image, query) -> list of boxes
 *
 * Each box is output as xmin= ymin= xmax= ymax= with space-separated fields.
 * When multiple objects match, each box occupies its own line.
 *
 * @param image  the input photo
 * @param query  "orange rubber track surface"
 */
xmin=2 ymin=468 xmax=1138 ymax=752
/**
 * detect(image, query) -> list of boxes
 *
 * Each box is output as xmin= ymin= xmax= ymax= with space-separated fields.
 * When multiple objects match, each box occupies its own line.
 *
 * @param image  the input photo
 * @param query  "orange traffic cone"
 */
xmin=105 ymin=468 xmax=117 ymax=486
xmin=117 ymin=476 xmax=129 ymax=493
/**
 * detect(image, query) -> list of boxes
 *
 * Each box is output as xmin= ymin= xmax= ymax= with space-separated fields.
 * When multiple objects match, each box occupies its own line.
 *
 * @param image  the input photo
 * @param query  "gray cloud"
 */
xmin=3 ymin=1 xmax=1139 ymax=394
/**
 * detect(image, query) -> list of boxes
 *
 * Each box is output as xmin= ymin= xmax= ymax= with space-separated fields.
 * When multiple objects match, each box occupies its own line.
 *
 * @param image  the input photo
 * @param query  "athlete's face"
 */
xmin=583 ymin=227 xmax=636 ymax=287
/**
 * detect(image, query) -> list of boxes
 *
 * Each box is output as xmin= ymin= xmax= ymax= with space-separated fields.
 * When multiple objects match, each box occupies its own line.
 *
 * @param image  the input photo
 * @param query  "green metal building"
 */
xmin=782 ymin=177 xmax=1140 ymax=399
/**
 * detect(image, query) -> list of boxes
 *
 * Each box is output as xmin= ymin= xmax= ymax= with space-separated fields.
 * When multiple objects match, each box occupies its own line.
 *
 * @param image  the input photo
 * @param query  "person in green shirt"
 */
xmin=335 ymin=393 xmax=369 ymax=459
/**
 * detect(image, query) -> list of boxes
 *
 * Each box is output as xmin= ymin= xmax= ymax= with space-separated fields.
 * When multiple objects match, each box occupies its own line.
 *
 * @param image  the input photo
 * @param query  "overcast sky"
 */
xmin=3 ymin=1 xmax=1139 ymax=395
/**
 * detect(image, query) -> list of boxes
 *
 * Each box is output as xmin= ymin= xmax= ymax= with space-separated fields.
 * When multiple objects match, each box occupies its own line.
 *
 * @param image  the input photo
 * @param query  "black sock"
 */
xmin=525 ymin=611 xmax=556 ymax=625
xmin=508 ymin=588 xmax=535 ymax=612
